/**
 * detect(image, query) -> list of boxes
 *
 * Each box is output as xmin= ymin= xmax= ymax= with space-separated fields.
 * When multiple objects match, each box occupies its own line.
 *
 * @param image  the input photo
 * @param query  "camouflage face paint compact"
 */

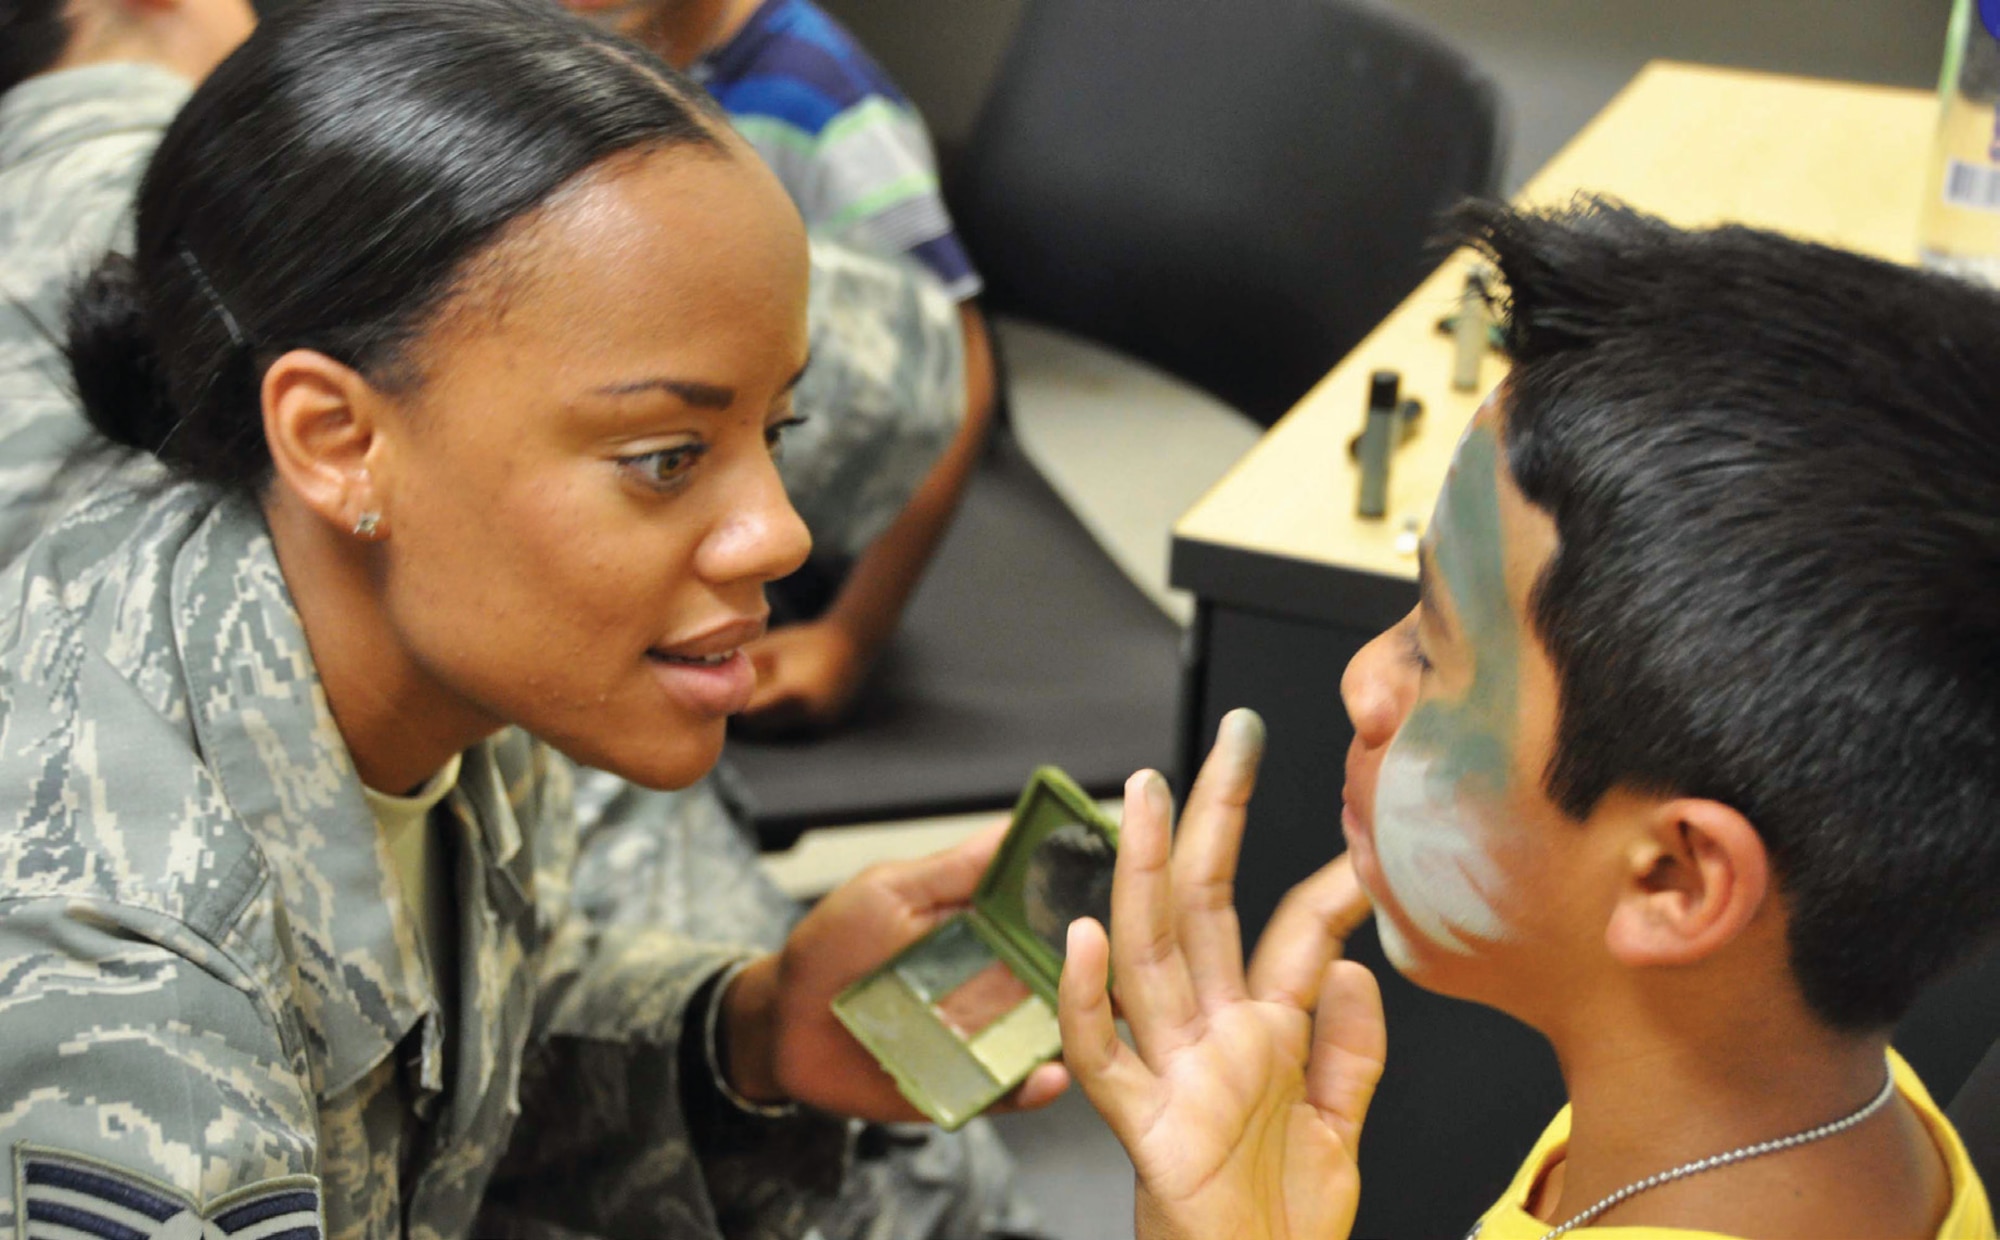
xmin=832 ymin=767 xmax=1118 ymax=1129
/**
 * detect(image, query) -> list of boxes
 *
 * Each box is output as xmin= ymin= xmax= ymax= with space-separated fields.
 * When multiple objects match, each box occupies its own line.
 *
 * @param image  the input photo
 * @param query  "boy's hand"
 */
xmin=1057 ymin=710 xmax=1385 ymax=1240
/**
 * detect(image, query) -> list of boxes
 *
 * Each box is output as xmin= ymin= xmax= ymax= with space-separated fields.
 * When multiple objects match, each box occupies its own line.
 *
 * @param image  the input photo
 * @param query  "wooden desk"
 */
xmin=1169 ymin=61 xmax=1937 ymax=1237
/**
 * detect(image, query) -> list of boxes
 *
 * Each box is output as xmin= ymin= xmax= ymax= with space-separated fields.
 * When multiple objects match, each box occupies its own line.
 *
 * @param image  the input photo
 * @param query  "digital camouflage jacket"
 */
xmin=0 ymin=481 xmax=848 ymax=1240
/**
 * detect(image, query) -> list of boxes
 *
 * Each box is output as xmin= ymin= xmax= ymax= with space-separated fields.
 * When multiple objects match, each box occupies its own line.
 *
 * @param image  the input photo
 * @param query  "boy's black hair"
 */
xmin=1 ymin=0 xmax=70 ymax=97
xmin=1452 ymin=197 xmax=2000 ymax=1030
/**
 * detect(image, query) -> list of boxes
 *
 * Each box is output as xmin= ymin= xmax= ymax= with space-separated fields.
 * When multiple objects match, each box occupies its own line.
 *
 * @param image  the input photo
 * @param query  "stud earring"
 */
xmin=353 ymin=511 xmax=381 ymax=538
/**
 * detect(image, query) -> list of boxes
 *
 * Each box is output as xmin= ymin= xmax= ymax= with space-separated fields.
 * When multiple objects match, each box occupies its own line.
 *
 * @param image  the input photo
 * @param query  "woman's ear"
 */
xmin=261 ymin=348 xmax=394 ymax=540
xmin=1604 ymin=798 xmax=1771 ymax=968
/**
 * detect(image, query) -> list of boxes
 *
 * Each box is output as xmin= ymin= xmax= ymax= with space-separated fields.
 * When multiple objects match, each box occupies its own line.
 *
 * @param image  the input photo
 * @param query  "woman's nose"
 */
xmin=701 ymin=455 xmax=813 ymax=587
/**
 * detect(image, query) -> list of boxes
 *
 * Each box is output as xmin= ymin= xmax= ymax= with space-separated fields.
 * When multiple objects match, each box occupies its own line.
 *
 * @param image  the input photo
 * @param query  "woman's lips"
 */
xmin=647 ymin=648 xmax=755 ymax=717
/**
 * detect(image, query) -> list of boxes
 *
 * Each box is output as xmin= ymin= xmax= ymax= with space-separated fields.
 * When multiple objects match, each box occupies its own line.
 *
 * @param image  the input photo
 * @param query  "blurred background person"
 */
xmin=0 ymin=0 xmax=254 ymax=563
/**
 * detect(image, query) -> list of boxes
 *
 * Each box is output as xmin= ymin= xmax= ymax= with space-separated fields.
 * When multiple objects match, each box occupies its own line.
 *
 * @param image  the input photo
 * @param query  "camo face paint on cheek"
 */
xmin=1371 ymin=424 xmax=1522 ymax=967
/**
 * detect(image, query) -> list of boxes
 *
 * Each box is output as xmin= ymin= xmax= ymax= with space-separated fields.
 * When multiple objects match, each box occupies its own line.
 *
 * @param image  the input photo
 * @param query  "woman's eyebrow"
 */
xmin=591 ymin=377 xmax=736 ymax=408
xmin=590 ymin=355 xmax=811 ymax=408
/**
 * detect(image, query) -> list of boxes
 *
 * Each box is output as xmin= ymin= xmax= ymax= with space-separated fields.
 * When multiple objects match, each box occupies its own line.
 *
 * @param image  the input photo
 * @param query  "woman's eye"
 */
xmin=619 ymin=442 xmax=706 ymax=489
xmin=766 ymin=414 xmax=808 ymax=458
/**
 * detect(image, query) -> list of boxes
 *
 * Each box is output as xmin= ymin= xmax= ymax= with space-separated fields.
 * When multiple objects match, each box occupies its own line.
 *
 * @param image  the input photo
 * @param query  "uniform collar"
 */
xmin=0 ymin=62 xmax=190 ymax=170
xmin=171 ymin=491 xmax=438 ymax=1097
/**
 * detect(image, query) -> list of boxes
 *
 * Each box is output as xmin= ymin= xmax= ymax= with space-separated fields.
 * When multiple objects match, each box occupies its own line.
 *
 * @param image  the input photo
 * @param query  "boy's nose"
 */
xmin=1342 ymin=623 xmax=1410 ymax=750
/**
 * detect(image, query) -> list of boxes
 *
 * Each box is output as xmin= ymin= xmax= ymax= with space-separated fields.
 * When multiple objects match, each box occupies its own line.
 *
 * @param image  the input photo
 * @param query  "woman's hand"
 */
xmin=1058 ymin=709 xmax=1386 ymax=1240
xmin=721 ymin=822 xmax=1071 ymax=1120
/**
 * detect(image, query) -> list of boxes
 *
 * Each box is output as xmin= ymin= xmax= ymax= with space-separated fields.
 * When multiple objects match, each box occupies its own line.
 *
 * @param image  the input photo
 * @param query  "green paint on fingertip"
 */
xmin=1223 ymin=708 xmax=1266 ymax=755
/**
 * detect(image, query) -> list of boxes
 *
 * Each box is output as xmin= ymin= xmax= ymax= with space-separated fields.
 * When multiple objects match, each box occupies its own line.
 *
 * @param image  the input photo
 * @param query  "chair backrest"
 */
xmin=951 ymin=0 xmax=1504 ymax=428
xmin=1948 ymin=1036 xmax=2000 ymax=1192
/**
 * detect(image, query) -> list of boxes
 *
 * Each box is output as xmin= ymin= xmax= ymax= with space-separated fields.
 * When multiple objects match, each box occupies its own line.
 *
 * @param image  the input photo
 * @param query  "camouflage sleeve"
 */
xmin=479 ymin=916 xmax=849 ymax=1240
xmin=0 ymin=897 xmax=321 ymax=1233
xmin=0 ymin=120 xmax=168 ymax=566
xmin=780 ymin=239 xmax=967 ymax=563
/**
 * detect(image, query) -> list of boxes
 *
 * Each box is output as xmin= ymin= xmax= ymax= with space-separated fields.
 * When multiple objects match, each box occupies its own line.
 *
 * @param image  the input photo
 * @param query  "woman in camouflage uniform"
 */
xmin=0 ymin=2 xmax=1066 ymax=1237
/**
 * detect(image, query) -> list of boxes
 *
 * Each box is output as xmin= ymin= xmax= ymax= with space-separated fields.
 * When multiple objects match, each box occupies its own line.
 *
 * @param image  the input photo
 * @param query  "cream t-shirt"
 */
xmin=363 ymin=754 xmax=462 ymax=1007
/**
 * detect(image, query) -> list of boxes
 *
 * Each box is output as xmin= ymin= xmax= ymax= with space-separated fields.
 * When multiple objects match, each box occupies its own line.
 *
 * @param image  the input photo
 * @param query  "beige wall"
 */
xmin=822 ymin=0 xmax=1951 ymax=188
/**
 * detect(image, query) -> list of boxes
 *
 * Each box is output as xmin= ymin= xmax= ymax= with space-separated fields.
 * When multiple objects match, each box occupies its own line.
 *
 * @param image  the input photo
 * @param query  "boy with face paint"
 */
xmin=1054 ymin=199 xmax=2000 ymax=1240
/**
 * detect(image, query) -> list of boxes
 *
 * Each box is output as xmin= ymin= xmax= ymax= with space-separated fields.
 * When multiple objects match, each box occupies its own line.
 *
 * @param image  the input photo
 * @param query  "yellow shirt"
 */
xmin=1472 ymin=1051 xmax=1996 ymax=1240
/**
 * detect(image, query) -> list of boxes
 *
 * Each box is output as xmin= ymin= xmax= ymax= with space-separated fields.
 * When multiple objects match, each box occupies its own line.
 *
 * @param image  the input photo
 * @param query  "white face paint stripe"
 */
xmin=1366 ymin=421 xmax=1524 ymax=960
xmin=1371 ymin=742 xmax=1514 ymax=957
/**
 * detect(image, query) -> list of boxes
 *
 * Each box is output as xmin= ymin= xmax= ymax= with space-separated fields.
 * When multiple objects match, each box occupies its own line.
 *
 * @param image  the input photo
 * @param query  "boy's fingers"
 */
xmin=1110 ymin=769 xmax=1204 ymax=1061
xmin=1306 ymin=959 xmax=1387 ymax=1158
xmin=1247 ymin=854 xmax=1374 ymax=1009
xmin=1169 ymin=709 xmax=1263 ymax=1012
xmin=1058 ymin=917 xmax=1159 ymax=1145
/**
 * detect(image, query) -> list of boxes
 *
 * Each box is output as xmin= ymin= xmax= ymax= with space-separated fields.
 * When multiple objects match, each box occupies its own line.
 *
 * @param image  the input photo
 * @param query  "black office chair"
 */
xmin=952 ymin=0 xmax=1506 ymax=428
xmin=730 ymin=0 xmax=1503 ymax=858
xmin=1922 ymin=934 xmax=2000 ymax=1189
xmin=1950 ymin=1037 xmax=2000 ymax=1191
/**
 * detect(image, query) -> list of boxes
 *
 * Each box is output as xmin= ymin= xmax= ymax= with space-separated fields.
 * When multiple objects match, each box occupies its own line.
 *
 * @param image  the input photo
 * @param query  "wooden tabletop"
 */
xmin=1172 ymin=61 xmax=1936 ymax=592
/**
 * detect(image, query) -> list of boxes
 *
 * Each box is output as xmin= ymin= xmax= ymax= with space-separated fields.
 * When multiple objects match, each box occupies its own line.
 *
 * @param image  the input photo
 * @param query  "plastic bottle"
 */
xmin=1919 ymin=0 xmax=2000 ymax=284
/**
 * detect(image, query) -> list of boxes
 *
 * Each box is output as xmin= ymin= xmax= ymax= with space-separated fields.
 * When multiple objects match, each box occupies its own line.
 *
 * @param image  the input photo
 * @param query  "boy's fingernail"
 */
xmin=1225 ymin=708 xmax=1267 ymax=758
xmin=1065 ymin=919 xmax=1083 ymax=957
xmin=1145 ymin=770 xmax=1172 ymax=818
xmin=1125 ymin=770 xmax=1151 ymax=802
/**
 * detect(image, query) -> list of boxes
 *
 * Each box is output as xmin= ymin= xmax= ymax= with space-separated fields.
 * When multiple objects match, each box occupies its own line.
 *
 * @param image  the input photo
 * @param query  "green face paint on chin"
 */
xmin=1371 ymin=423 xmax=1523 ymax=962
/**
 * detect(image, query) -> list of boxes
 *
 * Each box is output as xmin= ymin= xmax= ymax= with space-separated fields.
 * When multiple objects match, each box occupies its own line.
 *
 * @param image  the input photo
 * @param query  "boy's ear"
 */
xmin=1603 ymin=798 xmax=1771 ymax=968
xmin=261 ymin=348 xmax=395 ymax=539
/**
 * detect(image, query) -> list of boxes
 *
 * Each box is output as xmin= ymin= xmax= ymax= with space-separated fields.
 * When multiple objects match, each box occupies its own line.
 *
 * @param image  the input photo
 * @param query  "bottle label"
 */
xmin=1943 ymin=158 xmax=2000 ymax=212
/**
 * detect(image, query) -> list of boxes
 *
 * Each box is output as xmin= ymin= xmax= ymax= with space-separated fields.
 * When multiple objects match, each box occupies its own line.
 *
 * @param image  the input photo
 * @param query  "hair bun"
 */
xmin=65 ymin=253 xmax=180 ymax=457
